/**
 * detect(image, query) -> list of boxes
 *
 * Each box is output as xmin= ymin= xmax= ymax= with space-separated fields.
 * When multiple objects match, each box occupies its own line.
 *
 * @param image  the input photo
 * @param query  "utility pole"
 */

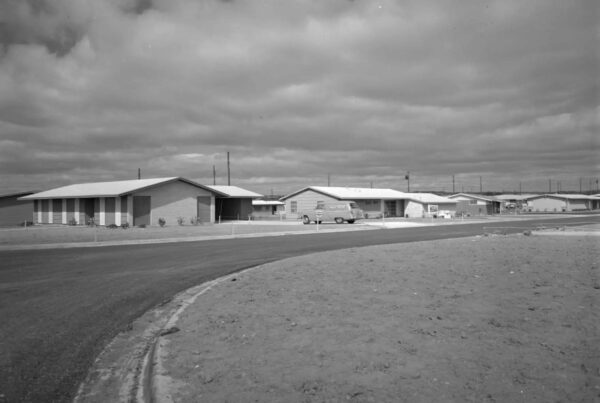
xmin=327 ymin=174 xmax=330 ymax=187
xmin=138 ymin=168 xmax=141 ymax=180
xmin=452 ymin=175 xmax=455 ymax=193
xmin=227 ymin=152 xmax=230 ymax=186
xmin=549 ymin=179 xmax=551 ymax=193
xmin=213 ymin=165 xmax=216 ymax=185
xmin=405 ymin=172 xmax=410 ymax=192
xmin=479 ymin=176 xmax=482 ymax=194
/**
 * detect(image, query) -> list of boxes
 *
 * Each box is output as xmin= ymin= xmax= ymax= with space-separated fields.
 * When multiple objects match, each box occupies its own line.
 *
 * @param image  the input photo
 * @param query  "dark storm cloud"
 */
xmin=0 ymin=0 xmax=90 ymax=56
xmin=0 ymin=0 xmax=597 ymax=194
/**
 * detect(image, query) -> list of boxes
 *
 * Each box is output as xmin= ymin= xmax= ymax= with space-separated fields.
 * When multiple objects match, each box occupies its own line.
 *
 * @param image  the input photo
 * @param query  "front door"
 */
xmin=133 ymin=196 xmax=151 ymax=226
xmin=197 ymin=196 xmax=211 ymax=223
xmin=83 ymin=199 xmax=95 ymax=225
xmin=384 ymin=200 xmax=397 ymax=217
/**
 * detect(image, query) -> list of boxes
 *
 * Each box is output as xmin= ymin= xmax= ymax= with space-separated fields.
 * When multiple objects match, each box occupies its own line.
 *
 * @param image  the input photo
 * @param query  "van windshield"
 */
xmin=349 ymin=202 xmax=359 ymax=209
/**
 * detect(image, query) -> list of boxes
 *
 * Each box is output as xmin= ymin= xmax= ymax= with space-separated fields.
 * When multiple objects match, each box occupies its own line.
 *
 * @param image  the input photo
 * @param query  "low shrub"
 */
xmin=106 ymin=224 xmax=118 ymax=229
xmin=121 ymin=222 xmax=130 ymax=229
xmin=158 ymin=217 xmax=166 ymax=227
xmin=20 ymin=220 xmax=34 ymax=227
xmin=87 ymin=218 xmax=97 ymax=227
xmin=68 ymin=218 xmax=78 ymax=226
xmin=138 ymin=224 xmax=146 ymax=228
xmin=177 ymin=216 xmax=185 ymax=226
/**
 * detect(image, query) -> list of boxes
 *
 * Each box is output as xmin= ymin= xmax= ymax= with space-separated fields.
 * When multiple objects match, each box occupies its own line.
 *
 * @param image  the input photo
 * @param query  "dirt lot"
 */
xmin=159 ymin=230 xmax=600 ymax=402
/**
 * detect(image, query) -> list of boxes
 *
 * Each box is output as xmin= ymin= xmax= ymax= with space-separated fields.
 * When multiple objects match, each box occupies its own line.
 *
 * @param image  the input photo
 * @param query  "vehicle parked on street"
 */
xmin=301 ymin=202 xmax=364 ymax=224
xmin=436 ymin=210 xmax=453 ymax=219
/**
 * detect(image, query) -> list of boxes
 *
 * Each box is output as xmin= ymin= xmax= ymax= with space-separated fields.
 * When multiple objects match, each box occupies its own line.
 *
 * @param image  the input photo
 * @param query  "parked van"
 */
xmin=301 ymin=202 xmax=364 ymax=224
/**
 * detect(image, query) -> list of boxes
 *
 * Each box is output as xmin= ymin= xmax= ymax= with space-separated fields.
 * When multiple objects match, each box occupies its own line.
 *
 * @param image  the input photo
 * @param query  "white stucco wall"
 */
xmin=404 ymin=201 xmax=425 ymax=218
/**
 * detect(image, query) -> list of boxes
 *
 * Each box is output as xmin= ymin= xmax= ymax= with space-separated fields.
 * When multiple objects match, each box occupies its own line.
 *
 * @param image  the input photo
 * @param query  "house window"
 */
xmin=362 ymin=199 xmax=379 ymax=208
xmin=291 ymin=201 xmax=297 ymax=213
xmin=316 ymin=201 xmax=325 ymax=209
xmin=469 ymin=200 xmax=477 ymax=205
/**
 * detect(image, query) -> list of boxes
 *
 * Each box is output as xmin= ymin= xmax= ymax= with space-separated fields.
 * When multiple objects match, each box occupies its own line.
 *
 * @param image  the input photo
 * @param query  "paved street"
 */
xmin=0 ymin=216 xmax=597 ymax=402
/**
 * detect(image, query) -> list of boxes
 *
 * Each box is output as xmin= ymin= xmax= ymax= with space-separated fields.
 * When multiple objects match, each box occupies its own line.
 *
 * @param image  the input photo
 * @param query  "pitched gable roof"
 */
xmin=405 ymin=193 xmax=457 ymax=204
xmin=526 ymin=193 xmax=600 ymax=201
xmin=206 ymin=185 xmax=263 ymax=198
xmin=19 ymin=177 xmax=223 ymax=200
xmin=448 ymin=193 xmax=502 ymax=203
xmin=281 ymin=186 xmax=409 ymax=200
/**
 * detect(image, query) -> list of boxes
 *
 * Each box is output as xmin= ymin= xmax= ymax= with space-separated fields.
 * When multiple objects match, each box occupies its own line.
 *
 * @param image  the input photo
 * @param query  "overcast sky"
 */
xmin=0 ymin=0 xmax=598 ymax=195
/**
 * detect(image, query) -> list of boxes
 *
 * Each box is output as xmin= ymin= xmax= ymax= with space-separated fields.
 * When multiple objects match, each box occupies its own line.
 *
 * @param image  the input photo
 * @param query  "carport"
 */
xmin=207 ymin=185 xmax=263 ymax=221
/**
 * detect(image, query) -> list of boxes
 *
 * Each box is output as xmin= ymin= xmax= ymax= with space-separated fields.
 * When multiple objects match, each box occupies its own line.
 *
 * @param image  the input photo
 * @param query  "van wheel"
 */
xmin=335 ymin=217 xmax=344 ymax=224
xmin=347 ymin=219 xmax=355 ymax=224
xmin=302 ymin=216 xmax=310 ymax=224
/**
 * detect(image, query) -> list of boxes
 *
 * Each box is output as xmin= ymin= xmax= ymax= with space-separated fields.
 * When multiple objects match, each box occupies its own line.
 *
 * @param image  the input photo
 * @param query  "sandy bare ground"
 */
xmin=157 ymin=231 xmax=600 ymax=402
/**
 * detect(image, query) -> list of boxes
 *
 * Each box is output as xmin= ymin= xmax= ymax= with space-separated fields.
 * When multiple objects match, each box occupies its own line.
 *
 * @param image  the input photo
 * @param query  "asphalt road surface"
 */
xmin=0 ymin=216 xmax=597 ymax=402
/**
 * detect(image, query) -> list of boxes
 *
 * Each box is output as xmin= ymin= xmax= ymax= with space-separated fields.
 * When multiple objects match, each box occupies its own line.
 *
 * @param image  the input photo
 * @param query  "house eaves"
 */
xmin=206 ymin=185 xmax=263 ymax=198
xmin=19 ymin=177 xmax=226 ymax=200
xmin=280 ymin=186 xmax=410 ymax=201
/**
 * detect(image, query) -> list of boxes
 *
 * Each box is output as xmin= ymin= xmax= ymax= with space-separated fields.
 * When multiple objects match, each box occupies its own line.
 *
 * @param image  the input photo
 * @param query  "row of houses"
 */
xmin=1 ymin=177 xmax=599 ymax=226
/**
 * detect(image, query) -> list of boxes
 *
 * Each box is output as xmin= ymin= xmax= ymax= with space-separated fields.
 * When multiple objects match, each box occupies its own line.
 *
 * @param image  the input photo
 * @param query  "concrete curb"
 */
xmin=533 ymin=231 xmax=600 ymax=236
xmin=74 ymin=268 xmax=262 ymax=403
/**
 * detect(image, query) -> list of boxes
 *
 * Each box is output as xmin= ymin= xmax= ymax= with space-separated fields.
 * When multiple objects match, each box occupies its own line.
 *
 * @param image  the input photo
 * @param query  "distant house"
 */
xmin=496 ymin=194 xmax=538 ymax=205
xmin=403 ymin=193 xmax=458 ymax=218
xmin=0 ymin=192 xmax=35 ymax=226
xmin=20 ymin=177 xmax=226 ymax=226
xmin=280 ymin=186 xmax=411 ymax=219
xmin=448 ymin=193 xmax=503 ymax=215
xmin=207 ymin=185 xmax=263 ymax=221
xmin=525 ymin=194 xmax=599 ymax=212
xmin=252 ymin=200 xmax=285 ymax=219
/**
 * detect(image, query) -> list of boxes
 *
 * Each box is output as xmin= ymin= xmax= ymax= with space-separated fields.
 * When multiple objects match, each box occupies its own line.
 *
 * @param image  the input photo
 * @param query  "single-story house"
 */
xmin=19 ymin=177 xmax=228 ymax=226
xmin=525 ymin=194 xmax=599 ymax=212
xmin=252 ymin=200 xmax=285 ymax=219
xmin=495 ymin=194 xmax=538 ymax=209
xmin=0 ymin=192 xmax=35 ymax=226
xmin=280 ymin=186 xmax=423 ymax=219
xmin=448 ymin=193 xmax=503 ymax=215
xmin=207 ymin=185 xmax=263 ymax=221
xmin=403 ymin=193 xmax=458 ymax=218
